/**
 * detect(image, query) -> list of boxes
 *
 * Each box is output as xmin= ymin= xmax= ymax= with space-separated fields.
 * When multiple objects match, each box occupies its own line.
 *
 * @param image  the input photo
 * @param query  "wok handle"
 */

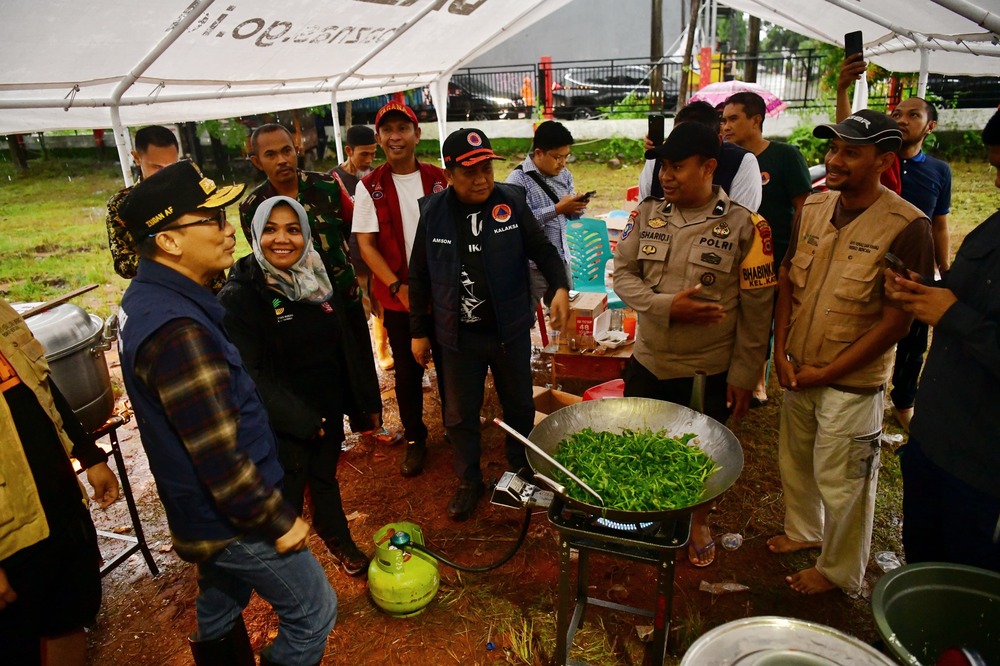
xmin=532 ymin=471 xmax=565 ymax=496
xmin=493 ymin=418 xmax=604 ymax=506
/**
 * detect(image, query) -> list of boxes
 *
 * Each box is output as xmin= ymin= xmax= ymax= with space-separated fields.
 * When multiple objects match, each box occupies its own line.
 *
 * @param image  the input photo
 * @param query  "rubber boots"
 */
xmin=189 ymin=615 xmax=255 ymax=665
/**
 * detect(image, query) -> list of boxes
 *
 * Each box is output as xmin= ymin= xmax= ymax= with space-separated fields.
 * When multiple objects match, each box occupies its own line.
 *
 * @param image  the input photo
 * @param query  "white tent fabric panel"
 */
xmin=0 ymin=0 xmax=571 ymax=134
xmin=717 ymin=0 xmax=1000 ymax=75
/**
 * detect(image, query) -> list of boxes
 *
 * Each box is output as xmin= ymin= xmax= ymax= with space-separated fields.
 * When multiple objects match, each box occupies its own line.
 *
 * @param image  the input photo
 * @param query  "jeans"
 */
xmin=901 ymin=437 xmax=1000 ymax=572
xmin=382 ymin=308 xmax=445 ymax=443
xmin=196 ymin=537 xmax=337 ymax=665
xmin=890 ymin=320 xmax=928 ymax=409
xmin=441 ymin=329 xmax=534 ymax=482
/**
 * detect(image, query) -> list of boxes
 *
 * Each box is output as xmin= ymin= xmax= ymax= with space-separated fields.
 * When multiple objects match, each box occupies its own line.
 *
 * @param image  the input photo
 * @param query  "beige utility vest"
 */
xmin=0 ymin=300 xmax=84 ymax=559
xmin=785 ymin=189 xmax=922 ymax=389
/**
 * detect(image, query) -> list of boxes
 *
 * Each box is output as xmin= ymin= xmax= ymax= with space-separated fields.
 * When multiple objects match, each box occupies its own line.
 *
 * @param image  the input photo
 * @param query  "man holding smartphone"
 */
xmin=886 ymin=110 xmax=1000 ymax=573
xmin=505 ymin=121 xmax=585 ymax=310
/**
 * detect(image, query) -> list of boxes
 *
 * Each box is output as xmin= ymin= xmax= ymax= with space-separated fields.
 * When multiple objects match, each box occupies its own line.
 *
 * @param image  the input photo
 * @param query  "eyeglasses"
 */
xmin=547 ymin=151 xmax=571 ymax=163
xmin=150 ymin=210 xmax=227 ymax=237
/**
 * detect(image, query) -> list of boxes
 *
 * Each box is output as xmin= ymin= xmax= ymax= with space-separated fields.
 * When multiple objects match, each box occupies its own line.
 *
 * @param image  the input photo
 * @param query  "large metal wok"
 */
xmin=527 ymin=397 xmax=743 ymax=522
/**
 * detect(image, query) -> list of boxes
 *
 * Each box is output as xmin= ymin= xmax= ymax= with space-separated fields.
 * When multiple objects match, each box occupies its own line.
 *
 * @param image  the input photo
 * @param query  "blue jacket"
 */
xmin=409 ymin=183 xmax=569 ymax=349
xmin=119 ymin=260 xmax=284 ymax=542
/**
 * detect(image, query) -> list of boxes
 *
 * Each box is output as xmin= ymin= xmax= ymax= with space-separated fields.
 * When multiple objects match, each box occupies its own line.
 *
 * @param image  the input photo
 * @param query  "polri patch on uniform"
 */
xmin=712 ymin=221 xmax=731 ymax=239
xmin=492 ymin=204 xmax=512 ymax=223
xmin=432 ymin=182 xmax=445 ymax=193
xmin=621 ymin=221 xmax=633 ymax=240
xmin=701 ymin=252 xmax=722 ymax=265
xmin=712 ymin=200 xmax=726 ymax=216
xmin=664 ymin=202 xmax=674 ymax=213
xmin=751 ymin=214 xmax=773 ymax=256
xmin=700 ymin=272 xmax=716 ymax=286
xmin=641 ymin=244 xmax=657 ymax=255
xmin=648 ymin=218 xmax=667 ymax=228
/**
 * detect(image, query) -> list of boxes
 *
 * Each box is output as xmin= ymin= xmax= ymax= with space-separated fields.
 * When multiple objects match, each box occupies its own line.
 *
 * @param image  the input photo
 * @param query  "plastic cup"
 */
xmin=623 ymin=315 xmax=637 ymax=339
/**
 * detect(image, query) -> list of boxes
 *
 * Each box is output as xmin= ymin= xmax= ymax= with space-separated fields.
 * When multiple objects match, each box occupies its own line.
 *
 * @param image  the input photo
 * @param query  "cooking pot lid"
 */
xmin=680 ymin=617 xmax=896 ymax=665
xmin=13 ymin=302 xmax=101 ymax=361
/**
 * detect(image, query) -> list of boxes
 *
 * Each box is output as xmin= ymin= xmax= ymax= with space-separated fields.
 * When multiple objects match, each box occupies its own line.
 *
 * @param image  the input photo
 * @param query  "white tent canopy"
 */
xmin=0 ymin=0 xmax=570 ymax=180
xmin=718 ymin=0 xmax=1000 ymax=76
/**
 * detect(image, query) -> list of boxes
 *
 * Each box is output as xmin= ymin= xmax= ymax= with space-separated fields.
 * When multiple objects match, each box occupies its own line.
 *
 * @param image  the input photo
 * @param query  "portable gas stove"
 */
xmin=547 ymin=493 xmax=690 ymax=666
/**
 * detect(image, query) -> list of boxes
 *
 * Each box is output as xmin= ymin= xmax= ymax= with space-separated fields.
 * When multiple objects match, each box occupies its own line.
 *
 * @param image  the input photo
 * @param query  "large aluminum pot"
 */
xmin=680 ymin=616 xmax=896 ymax=665
xmin=15 ymin=302 xmax=117 ymax=433
xmin=527 ymin=397 xmax=743 ymax=522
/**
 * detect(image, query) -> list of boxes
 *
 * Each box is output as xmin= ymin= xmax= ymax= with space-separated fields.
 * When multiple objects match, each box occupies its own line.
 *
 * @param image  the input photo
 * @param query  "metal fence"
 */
xmin=343 ymin=47 xmax=996 ymax=122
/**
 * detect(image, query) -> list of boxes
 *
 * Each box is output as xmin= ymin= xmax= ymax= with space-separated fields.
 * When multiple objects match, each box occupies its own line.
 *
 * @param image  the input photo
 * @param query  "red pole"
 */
xmin=541 ymin=56 xmax=554 ymax=120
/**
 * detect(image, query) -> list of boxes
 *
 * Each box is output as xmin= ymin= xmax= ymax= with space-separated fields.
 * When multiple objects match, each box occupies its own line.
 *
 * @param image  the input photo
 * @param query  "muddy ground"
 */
xmin=84 ymin=335 xmax=903 ymax=665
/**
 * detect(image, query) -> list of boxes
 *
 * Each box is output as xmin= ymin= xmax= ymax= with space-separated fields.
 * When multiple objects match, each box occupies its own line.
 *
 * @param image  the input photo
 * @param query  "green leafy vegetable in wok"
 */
xmin=551 ymin=428 xmax=718 ymax=511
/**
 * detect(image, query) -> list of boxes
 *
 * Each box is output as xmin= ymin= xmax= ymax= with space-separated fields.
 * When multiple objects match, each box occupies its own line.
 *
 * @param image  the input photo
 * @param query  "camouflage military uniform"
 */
xmin=239 ymin=170 xmax=360 ymax=307
xmin=106 ymin=184 xmax=138 ymax=279
xmin=106 ymin=181 xmax=228 ymax=292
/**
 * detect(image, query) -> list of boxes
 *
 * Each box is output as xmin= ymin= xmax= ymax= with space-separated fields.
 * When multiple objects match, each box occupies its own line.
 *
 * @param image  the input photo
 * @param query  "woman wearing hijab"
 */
xmin=219 ymin=196 xmax=370 ymax=575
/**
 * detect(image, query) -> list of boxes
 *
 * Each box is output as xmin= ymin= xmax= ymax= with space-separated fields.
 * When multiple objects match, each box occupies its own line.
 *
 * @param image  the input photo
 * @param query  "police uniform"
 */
xmin=613 ymin=185 xmax=776 ymax=415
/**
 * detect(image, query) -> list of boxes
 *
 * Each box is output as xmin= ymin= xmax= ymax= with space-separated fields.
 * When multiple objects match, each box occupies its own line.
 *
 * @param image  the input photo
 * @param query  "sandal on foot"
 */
xmin=689 ymin=540 xmax=716 ymax=567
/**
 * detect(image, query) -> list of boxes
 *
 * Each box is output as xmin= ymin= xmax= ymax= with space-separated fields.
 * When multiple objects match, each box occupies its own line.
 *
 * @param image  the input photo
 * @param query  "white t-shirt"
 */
xmin=352 ymin=170 xmax=425 ymax=262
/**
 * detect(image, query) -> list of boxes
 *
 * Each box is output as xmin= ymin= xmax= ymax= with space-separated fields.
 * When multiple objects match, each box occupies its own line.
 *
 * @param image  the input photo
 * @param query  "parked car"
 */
xmin=926 ymin=74 xmax=1000 ymax=109
xmin=336 ymin=75 xmax=527 ymax=124
xmin=442 ymin=74 xmax=529 ymax=121
xmin=551 ymin=65 xmax=679 ymax=119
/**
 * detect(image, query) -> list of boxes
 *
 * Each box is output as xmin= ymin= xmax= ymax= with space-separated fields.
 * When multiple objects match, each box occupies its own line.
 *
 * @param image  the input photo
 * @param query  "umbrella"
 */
xmin=689 ymin=81 xmax=788 ymax=117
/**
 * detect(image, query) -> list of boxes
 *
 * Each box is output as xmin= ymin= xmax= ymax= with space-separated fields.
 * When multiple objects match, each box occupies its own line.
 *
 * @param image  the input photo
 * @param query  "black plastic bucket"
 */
xmin=872 ymin=562 xmax=1000 ymax=665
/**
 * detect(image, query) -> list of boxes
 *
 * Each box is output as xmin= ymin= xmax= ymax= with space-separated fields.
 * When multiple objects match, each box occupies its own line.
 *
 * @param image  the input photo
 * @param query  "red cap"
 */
xmin=374 ymin=102 xmax=419 ymax=131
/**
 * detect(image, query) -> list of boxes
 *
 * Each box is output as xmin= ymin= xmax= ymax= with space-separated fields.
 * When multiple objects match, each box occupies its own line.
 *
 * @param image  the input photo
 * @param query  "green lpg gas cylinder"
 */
xmin=368 ymin=522 xmax=440 ymax=617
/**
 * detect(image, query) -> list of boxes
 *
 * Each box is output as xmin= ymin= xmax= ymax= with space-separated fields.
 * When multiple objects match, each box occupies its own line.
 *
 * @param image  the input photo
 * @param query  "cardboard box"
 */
xmin=532 ymin=385 xmax=583 ymax=426
xmin=568 ymin=292 xmax=608 ymax=343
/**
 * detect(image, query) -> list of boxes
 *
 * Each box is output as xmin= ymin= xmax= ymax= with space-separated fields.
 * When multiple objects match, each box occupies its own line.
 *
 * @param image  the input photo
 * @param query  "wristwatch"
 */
xmin=389 ymin=280 xmax=402 ymax=296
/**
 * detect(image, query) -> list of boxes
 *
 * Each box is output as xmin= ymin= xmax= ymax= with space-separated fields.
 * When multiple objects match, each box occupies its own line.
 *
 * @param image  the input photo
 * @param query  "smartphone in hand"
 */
xmin=579 ymin=190 xmax=597 ymax=201
xmin=885 ymin=252 xmax=909 ymax=278
xmin=845 ymin=31 xmax=863 ymax=59
xmin=648 ymin=114 xmax=665 ymax=147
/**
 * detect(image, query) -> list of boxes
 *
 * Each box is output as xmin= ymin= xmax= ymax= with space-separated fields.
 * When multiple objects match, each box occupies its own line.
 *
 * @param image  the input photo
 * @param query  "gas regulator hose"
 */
xmin=407 ymin=506 xmax=533 ymax=572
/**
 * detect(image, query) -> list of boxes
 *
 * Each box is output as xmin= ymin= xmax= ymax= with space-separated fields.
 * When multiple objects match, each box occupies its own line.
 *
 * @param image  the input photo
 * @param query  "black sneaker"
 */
xmin=400 ymin=440 xmax=427 ymax=477
xmin=326 ymin=538 xmax=370 ymax=577
xmin=447 ymin=481 xmax=485 ymax=521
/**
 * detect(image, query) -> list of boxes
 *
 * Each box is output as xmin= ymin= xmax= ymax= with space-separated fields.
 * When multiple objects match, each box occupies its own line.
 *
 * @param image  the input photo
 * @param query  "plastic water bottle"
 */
xmin=720 ymin=533 xmax=743 ymax=550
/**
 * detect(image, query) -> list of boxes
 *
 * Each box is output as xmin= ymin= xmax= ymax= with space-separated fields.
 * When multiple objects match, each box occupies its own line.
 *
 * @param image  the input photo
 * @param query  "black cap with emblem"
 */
xmin=644 ymin=122 xmax=721 ymax=163
xmin=120 ymin=160 xmax=245 ymax=239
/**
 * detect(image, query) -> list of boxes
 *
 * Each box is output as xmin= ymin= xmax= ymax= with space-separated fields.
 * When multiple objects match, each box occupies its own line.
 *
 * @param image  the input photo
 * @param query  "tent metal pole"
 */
xmin=429 ymin=76 xmax=451 ymax=167
xmin=106 ymin=0 xmax=218 ymax=185
xmin=110 ymin=106 xmax=134 ymax=187
xmin=928 ymin=0 xmax=1000 ymax=34
xmin=326 ymin=0 xmax=441 ymax=115
xmin=823 ymin=0 xmax=926 ymax=44
xmin=918 ymin=48 xmax=930 ymax=97
xmin=330 ymin=91 xmax=344 ymax=166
